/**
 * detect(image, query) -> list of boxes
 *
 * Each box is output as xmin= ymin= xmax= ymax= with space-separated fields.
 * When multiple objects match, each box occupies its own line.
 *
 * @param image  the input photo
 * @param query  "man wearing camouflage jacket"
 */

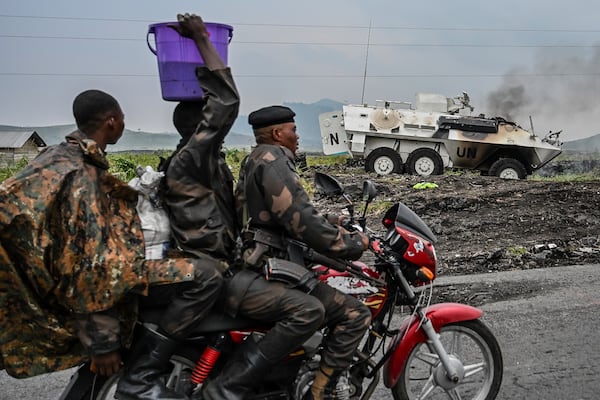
xmin=0 ymin=87 xmax=222 ymax=400
xmin=0 ymin=93 xmax=159 ymax=380
xmin=233 ymin=105 xmax=372 ymax=400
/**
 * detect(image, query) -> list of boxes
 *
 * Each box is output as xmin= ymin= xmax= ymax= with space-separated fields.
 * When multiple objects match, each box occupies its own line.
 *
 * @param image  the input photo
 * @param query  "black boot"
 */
xmin=116 ymin=325 xmax=188 ymax=400
xmin=202 ymin=338 xmax=273 ymax=400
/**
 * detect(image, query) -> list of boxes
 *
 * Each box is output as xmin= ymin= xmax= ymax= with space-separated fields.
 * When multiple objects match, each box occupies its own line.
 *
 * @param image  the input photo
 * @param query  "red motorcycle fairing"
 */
xmin=398 ymin=227 xmax=436 ymax=270
xmin=382 ymin=302 xmax=483 ymax=388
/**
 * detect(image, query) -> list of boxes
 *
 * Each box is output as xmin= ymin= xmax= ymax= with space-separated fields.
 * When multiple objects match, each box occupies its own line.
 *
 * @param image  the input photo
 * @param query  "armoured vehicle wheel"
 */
xmin=489 ymin=158 xmax=527 ymax=180
xmin=406 ymin=148 xmax=443 ymax=177
xmin=366 ymin=147 xmax=403 ymax=175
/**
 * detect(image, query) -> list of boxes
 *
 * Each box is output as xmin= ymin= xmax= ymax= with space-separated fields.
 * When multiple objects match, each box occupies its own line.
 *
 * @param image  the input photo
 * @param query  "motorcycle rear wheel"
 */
xmin=392 ymin=319 xmax=502 ymax=400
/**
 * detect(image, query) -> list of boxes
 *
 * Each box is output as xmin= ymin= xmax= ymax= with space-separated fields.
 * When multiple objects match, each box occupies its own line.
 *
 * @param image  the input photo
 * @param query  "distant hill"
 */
xmin=562 ymin=133 xmax=600 ymax=153
xmin=0 ymin=123 xmax=254 ymax=152
xmin=0 ymin=98 xmax=343 ymax=153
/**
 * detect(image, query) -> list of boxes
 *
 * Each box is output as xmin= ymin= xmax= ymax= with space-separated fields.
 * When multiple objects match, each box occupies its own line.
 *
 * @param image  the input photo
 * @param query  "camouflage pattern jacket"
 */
xmin=0 ymin=133 xmax=194 ymax=378
xmin=163 ymin=67 xmax=240 ymax=261
xmin=235 ymin=144 xmax=365 ymax=261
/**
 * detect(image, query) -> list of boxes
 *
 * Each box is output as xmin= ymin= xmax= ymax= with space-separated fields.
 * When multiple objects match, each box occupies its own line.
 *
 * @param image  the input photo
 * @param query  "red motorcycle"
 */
xmin=60 ymin=172 xmax=503 ymax=400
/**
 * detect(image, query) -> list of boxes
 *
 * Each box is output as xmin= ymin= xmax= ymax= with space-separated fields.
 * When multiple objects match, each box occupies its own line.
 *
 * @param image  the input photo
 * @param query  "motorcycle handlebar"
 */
xmin=299 ymin=243 xmax=385 ymax=287
xmin=303 ymin=247 xmax=348 ymax=272
xmin=341 ymin=217 xmax=366 ymax=233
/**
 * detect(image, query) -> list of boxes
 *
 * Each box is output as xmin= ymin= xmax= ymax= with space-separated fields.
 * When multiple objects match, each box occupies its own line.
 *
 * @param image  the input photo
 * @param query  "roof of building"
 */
xmin=0 ymin=131 xmax=47 ymax=148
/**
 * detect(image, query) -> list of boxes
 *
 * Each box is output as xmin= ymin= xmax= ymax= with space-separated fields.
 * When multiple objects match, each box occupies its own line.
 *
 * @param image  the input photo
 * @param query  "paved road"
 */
xmin=467 ymin=264 xmax=600 ymax=400
xmin=365 ymin=263 xmax=600 ymax=400
xmin=2 ymin=263 xmax=599 ymax=399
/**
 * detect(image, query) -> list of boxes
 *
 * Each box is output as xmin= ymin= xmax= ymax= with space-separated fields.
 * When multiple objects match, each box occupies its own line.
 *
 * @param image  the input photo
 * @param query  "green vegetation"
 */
xmin=0 ymin=157 xmax=29 ymax=182
xmin=0 ymin=150 xmax=341 ymax=202
xmin=107 ymin=151 xmax=169 ymax=181
xmin=367 ymin=200 xmax=394 ymax=215
xmin=106 ymin=149 xmax=251 ymax=182
xmin=224 ymin=148 xmax=249 ymax=179
xmin=531 ymin=173 xmax=600 ymax=182
xmin=0 ymin=150 xmax=335 ymax=186
xmin=306 ymin=154 xmax=350 ymax=167
xmin=2 ymin=149 xmax=598 ymax=186
xmin=507 ymin=246 xmax=529 ymax=257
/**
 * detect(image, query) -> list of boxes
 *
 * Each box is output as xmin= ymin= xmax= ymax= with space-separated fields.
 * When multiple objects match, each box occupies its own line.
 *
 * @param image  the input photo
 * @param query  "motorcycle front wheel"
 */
xmin=392 ymin=319 xmax=503 ymax=400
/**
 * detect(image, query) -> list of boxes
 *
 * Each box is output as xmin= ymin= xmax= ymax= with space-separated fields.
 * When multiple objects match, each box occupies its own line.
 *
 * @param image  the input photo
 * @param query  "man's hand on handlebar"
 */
xmin=357 ymin=231 xmax=369 ymax=250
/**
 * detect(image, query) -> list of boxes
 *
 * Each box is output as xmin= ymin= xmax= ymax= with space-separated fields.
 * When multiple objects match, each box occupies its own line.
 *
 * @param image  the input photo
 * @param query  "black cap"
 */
xmin=248 ymin=105 xmax=296 ymax=129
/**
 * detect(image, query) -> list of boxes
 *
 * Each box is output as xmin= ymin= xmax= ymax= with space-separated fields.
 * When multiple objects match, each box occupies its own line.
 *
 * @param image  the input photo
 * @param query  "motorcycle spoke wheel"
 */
xmin=392 ymin=320 xmax=502 ymax=400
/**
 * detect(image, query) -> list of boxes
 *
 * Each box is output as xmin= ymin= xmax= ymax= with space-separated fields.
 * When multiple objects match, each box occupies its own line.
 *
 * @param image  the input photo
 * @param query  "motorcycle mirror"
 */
xmin=314 ymin=172 xmax=344 ymax=196
xmin=362 ymin=180 xmax=377 ymax=203
xmin=314 ymin=172 xmax=354 ymax=219
xmin=360 ymin=180 xmax=378 ymax=221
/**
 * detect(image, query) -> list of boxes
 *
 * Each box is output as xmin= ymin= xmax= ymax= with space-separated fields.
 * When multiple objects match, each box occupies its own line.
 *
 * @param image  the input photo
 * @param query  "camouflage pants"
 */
xmin=225 ymin=272 xmax=371 ymax=369
xmin=310 ymin=282 xmax=372 ymax=369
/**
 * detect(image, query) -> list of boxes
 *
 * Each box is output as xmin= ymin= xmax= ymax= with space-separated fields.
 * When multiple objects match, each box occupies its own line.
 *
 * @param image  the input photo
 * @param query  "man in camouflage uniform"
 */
xmin=114 ymin=14 xmax=234 ymax=400
xmin=0 ymin=86 xmax=222 ymax=400
xmin=233 ymin=105 xmax=372 ymax=400
xmin=157 ymin=15 xmax=331 ymax=400
xmin=160 ymin=13 xmax=239 ymax=264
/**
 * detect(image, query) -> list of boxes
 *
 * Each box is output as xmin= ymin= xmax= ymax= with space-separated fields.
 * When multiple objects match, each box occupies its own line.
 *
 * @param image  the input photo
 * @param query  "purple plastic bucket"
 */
xmin=147 ymin=22 xmax=233 ymax=101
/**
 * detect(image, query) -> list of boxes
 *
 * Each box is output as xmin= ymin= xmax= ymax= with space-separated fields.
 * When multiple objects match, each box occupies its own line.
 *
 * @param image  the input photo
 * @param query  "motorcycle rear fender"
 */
xmin=383 ymin=302 xmax=483 ymax=388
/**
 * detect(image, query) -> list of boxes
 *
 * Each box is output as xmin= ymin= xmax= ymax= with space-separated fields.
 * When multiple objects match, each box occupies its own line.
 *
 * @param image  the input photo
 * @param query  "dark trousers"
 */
xmin=141 ymin=261 xmax=224 ymax=340
xmin=310 ymin=282 xmax=371 ymax=369
xmin=227 ymin=271 xmax=325 ymax=362
xmin=226 ymin=273 xmax=371 ymax=369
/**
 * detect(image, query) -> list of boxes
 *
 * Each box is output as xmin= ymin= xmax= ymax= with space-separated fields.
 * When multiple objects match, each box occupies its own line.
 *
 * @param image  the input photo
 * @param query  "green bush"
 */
xmin=0 ymin=157 xmax=29 ymax=182
xmin=225 ymin=148 xmax=248 ymax=179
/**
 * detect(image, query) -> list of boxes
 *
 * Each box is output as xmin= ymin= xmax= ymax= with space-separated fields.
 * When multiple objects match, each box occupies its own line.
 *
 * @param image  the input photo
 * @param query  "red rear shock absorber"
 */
xmin=191 ymin=333 xmax=227 ymax=384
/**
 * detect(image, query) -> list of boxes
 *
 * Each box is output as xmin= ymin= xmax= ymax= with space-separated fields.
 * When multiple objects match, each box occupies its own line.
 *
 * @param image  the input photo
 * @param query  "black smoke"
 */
xmin=485 ymin=47 xmax=600 ymax=139
xmin=486 ymin=82 xmax=530 ymax=122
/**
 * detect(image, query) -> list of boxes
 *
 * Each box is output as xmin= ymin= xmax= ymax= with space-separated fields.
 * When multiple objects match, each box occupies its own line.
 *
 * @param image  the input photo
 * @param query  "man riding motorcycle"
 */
xmin=232 ymin=105 xmax=372 ymax=400
xmin=0 ymin=88 xmax=205 ymax=400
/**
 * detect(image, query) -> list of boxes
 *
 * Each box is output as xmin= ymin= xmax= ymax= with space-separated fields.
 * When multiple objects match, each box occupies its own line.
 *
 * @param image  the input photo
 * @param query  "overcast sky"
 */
xmin=1 ymin=0 xmax=599 ymax=140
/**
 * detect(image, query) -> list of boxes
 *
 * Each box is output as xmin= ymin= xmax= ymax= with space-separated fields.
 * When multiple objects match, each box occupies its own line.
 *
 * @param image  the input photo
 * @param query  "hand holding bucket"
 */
xmin=169 ymin=13 xmax=210 ymax=40
xmin=147 ymin=14 xmax=233 ymax=101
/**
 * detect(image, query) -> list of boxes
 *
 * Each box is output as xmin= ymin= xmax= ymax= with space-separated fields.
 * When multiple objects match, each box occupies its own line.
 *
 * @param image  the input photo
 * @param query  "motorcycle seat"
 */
xmin=138 ymin=307 xmax=268 ymax=334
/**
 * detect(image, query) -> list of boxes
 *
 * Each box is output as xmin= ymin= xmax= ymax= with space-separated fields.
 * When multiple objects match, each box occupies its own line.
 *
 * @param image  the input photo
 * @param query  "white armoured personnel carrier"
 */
xmin=319 ymin=92 xmax=563 ymax=179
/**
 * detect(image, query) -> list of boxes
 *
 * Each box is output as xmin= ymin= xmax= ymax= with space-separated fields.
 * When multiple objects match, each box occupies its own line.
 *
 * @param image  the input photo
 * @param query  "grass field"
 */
xmin=0 ymin=149 xmax=598 ymax=184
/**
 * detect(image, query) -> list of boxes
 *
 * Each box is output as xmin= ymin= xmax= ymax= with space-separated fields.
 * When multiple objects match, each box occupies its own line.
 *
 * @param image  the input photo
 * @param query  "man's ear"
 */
xmin=271 ymin=127 xmax=281 ymax=141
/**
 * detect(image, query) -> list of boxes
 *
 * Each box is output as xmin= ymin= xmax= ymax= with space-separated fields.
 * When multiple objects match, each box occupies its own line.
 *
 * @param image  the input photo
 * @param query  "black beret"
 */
xmin=248 ymin=105 xmax=296 ymax=129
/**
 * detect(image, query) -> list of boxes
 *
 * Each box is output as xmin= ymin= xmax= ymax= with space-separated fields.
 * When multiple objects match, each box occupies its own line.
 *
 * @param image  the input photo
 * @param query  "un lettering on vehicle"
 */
xmin=456 ymin=146 xmax=478 ymax=159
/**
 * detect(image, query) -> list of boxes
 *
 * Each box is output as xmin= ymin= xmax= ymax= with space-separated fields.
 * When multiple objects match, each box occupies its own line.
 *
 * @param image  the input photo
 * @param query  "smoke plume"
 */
xmin=485 ymin=47 xmax=600 ymax=139
xmin=486 ymin=83 xmax=530 ymax=122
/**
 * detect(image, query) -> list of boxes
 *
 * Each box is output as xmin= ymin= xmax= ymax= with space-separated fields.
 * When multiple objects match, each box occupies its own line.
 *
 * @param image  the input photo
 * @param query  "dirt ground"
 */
xmin=308 ymin=160 xmax=600 ymax=305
